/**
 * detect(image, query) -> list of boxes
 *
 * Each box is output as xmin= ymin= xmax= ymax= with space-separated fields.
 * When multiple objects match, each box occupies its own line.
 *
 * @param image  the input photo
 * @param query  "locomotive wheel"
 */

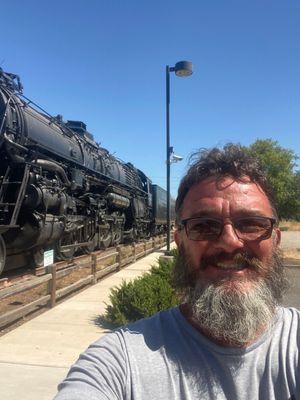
xmin=0 ymin=235 xmax=6 ymax=275
xmin=112 ymin=228 xmax=122 ymax=246
xmin=55 ymin=233 xmax=77 ymax=261
xmin=82 ymin=234 xmax=98 ymax=254
xmin=100 ymin=229 xmax=112 ymax=249
xmin=32 ymin=248 xmax=44 ymax=267
xmin=132 ymin=227 xmax=138 ymax=241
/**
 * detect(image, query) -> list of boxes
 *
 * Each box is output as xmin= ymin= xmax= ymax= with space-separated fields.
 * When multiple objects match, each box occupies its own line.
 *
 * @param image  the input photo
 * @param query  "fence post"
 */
xmin=48 ymin=264 xmax=57 ymax=308
xmin=132 ymin=243 xmax=136 ymax=262
xmin=91 ymin=254 xmax=97 ymax=284
xmin=116 ymin=245 xmax=121 ymax=270
xmin=144 ymin=240 xmax=147 ymax=255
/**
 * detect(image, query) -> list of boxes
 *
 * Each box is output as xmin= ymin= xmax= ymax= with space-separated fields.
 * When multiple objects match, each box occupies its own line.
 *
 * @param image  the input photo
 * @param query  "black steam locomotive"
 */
xmin=0 ymin=69 xmax=171 ymax=274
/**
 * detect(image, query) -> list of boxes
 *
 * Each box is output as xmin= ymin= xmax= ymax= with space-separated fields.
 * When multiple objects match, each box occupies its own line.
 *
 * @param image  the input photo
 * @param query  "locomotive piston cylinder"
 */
xmin=107 ymin=193 xmax=130 ymax=209
xmin=4 ymin=213 xmax=64 ymax=251
xmin=24 ymin=184 xmax=67 ymax=212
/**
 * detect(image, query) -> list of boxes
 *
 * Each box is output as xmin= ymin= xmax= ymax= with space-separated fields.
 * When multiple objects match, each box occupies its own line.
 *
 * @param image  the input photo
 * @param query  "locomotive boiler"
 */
xmin=0 ymin=69 xmax=171 ymax=274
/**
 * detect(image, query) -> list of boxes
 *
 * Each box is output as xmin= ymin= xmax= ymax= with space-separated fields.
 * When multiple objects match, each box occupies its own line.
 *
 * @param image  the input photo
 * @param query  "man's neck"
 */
xmin=179 ymin=303 xmax=268 ymax=348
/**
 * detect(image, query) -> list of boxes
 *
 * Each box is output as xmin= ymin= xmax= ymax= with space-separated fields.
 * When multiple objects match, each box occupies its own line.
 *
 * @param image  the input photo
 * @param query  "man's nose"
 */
xmin=214 ymin=223 xmax=244 ymax=252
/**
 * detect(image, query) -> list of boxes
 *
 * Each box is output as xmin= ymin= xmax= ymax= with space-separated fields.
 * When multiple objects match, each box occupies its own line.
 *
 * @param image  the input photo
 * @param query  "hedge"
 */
xmin=104 ymin=252 xmax=179 ymax=327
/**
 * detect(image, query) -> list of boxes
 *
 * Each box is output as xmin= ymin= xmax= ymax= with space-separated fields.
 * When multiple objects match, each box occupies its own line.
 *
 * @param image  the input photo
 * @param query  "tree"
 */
xmin=293 ymin=171 xmax=300 ymax=221
xmin=247 ymin=139 xmax=299 ymax=220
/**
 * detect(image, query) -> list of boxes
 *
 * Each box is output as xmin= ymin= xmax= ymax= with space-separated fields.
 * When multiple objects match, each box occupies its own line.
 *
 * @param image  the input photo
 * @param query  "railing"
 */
xmin=0 ymin=235 xmax=168 ymax=330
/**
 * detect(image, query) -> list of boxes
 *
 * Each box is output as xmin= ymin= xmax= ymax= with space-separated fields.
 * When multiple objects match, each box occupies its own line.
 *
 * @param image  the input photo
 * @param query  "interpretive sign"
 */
xmin=44 ymin=250 xmax=54 ymax=267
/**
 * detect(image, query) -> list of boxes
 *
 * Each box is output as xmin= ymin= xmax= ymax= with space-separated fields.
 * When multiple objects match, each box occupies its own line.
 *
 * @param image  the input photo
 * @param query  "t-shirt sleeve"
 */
xmin=54 ymin=331 xmax=128 ymax=400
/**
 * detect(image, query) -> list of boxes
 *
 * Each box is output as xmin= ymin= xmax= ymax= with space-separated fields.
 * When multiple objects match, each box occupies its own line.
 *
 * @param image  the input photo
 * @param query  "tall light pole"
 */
xmin=166 ymin=60 xmax=193 ymax=254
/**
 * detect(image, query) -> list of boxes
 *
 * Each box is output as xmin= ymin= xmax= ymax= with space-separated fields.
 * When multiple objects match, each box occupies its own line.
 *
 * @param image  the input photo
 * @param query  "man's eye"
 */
xmin=237 ymin=218 xmax=269 ymax=232
xmin=190 ymin=220 xmax=220 ymax=233
xmin=191 ymin=223 xmax=210 ymax=232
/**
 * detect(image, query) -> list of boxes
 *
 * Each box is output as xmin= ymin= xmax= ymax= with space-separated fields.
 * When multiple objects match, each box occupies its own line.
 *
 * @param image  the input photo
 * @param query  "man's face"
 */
xmin=175 ymin=176 xmax=281 ymax=289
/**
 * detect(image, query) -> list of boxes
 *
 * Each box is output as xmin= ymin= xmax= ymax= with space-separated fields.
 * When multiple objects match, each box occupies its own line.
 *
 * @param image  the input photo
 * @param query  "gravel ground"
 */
xmin=283 ymin=267 xmax=300 ymax=309
xmin=280 ymin=231 xmax=300 ymax=250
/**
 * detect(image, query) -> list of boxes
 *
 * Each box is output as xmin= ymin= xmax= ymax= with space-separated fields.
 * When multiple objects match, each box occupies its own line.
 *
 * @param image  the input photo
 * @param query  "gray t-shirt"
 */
xmin=55 ymin=307 xmax=300 ymax=399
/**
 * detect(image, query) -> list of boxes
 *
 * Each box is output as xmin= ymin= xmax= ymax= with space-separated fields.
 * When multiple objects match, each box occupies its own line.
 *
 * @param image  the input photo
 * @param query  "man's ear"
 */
xmin=273 ymin=228 xmax=281 ymax=247
xmin=174 ymin=228 xmax=182 ymax=247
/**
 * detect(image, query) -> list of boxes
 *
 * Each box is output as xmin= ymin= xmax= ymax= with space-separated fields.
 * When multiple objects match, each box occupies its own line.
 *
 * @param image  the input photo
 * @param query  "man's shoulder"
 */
xmin=279 ymin=306 xmax=300 ymax=321
xmin=120 ymin=306 xmax=180 ymax=337
xmin=89 ymin=307 xmax=181 ymax=361
xmin=96 ymin=307 xmax=180 ymax=346
xmin=275 ymin=306 xmax=300 ymax=338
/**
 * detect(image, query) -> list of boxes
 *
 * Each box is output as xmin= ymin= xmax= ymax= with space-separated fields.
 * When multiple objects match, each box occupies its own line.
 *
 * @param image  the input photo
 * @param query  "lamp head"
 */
xmin=174 ymin=61 xmax=193 ymax=77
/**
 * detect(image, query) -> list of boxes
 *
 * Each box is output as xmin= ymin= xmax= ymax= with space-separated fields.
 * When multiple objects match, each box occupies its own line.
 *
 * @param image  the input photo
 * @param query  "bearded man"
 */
xmin=54 ymin=144 xmax=299 ymax=400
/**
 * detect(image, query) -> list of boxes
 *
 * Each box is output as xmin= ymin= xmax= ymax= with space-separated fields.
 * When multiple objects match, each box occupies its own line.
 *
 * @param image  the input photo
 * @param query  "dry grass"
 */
xmin=279 ymin=220 xmax=300 ymax=231
xmin=282 ymin=248 xmax=300 ymax=261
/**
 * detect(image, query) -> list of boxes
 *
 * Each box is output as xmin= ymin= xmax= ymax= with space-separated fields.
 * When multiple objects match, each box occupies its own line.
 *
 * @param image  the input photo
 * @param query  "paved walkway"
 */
xmin=0 ymin=248 xmax=168 ymax=400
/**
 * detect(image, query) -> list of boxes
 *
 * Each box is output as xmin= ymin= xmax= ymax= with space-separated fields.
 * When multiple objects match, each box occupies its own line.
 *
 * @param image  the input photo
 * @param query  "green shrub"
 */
xmin=280 ymin=226 xmax=289 ymax=231
xmin=104 ymin=254 xmax=179 ymax=327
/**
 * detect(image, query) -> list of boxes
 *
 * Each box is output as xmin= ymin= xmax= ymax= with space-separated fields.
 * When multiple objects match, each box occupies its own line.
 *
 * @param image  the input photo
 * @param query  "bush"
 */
xmin=104 ymin=254 xmax=179 ymax=327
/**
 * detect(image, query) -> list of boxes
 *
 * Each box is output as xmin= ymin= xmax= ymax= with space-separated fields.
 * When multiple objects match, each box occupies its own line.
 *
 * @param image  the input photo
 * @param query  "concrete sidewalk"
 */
xmin=0 ymin=248 xmax=168 ymax=400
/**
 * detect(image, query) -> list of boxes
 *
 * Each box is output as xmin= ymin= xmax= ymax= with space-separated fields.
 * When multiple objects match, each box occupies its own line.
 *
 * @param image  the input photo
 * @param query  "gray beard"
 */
xmin=173 ymin=248 xmax=289 ymax=346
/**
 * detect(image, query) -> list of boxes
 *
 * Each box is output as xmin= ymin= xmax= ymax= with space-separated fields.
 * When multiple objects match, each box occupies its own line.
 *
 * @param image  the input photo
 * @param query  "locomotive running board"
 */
xmin=60 ymin=241 xmax=93 ymax=250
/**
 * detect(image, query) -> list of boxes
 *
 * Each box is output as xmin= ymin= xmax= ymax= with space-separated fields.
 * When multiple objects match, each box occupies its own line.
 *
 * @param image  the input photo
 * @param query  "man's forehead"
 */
xmin=186 ymin=176 xmax=257 ymax=194
xmin=181 ymin=176 xmax=272 ymax=214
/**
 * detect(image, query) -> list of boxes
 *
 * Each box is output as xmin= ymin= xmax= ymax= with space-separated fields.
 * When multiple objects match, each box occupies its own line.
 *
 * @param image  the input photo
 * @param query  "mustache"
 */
xmin=200 ymin=251 xmax=265 ymax=272
xmin=172 ymin=245 xmax=273 ymax=292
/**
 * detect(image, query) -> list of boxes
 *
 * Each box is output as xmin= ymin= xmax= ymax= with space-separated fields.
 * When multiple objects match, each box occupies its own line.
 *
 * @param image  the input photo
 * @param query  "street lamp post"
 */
xmin=165 ymin=61 xmax=193 ymax=254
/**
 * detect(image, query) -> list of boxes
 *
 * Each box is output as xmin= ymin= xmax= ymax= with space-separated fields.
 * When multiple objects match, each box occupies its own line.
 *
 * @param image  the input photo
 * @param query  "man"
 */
xmin=55 ymin=144 xmax=299 ymax=400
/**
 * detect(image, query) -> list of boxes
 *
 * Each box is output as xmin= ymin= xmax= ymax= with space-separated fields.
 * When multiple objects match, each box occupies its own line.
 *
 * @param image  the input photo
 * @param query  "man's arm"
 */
xmin=54 ymin=331 xmax=128 ymax=400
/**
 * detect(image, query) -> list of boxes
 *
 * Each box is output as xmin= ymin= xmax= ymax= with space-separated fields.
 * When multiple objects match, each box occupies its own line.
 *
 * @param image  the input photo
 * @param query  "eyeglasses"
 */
xmin=179 ymin=216 xmax=277 ymax=242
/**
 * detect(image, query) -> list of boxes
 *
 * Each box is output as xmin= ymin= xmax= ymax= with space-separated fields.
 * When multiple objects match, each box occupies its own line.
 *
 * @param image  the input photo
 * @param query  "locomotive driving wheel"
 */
xmin=112 ymin=227 xmax=122 ymax=246
xmin=100 ymin=228 xmax=112 ymax=249
xmin=31 ymin=248 xmax=44 ymax=267
xmin=0 ymin=235 xmax=6 ymax=275
xmin=82 ymin=233 xmax=98 ymax=254
xmin=55 ymin=232 xmax=77 ymax=261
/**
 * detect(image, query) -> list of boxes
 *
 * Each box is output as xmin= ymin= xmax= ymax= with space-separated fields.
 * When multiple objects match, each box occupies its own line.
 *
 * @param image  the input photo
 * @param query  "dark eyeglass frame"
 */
xmin=179 ymin=216 xmax=277 ymax=242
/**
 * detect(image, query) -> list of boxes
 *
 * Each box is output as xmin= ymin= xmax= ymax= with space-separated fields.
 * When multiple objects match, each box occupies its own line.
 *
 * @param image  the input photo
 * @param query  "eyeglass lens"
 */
xmin=184 ymin=217 xmax=274 ymax=241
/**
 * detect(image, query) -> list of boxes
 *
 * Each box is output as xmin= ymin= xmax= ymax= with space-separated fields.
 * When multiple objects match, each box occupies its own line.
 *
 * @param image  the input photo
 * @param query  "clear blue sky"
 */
xmin=2 ymin=0 xmax=300 ymax=196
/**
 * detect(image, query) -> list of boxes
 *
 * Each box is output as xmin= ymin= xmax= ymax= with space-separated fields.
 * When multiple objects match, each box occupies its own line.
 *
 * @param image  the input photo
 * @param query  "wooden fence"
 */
xmin=0 ymin=235 xmax=168 ymax=330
